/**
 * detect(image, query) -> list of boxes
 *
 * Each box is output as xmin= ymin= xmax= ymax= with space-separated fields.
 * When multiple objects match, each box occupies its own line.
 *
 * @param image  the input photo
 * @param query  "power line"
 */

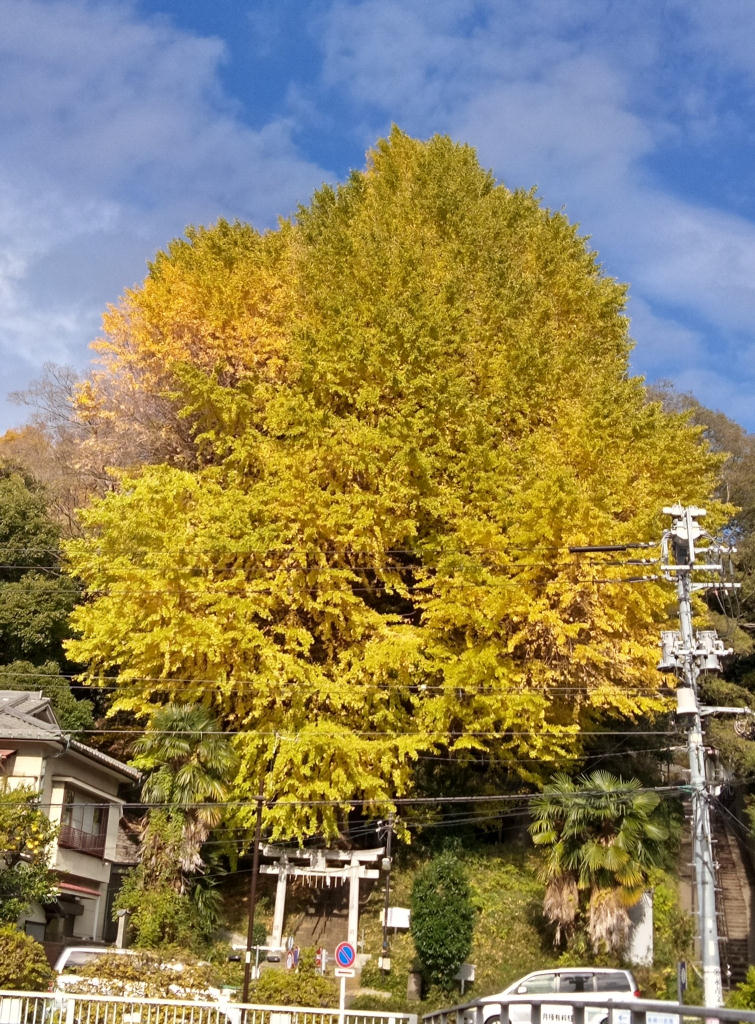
xmin=65 ymin=727 xmax=680 ymax=738
xmin=0 ymin=666 xmax=679 ymax=699
xmin=17 ymin=782 xmax=686 ymax=814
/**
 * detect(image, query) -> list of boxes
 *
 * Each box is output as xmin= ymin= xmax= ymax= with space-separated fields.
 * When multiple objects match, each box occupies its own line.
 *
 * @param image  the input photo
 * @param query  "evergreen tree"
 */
xmin=0 ymin=464 xmax=91 ymax=732
xmin=411 ymin=850 xmax=475 ymax=987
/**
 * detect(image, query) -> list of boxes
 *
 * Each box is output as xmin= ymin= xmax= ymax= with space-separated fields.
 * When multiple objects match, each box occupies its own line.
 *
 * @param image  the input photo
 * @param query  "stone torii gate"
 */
xmin=260 ymin=845 xmax=384 ymax=950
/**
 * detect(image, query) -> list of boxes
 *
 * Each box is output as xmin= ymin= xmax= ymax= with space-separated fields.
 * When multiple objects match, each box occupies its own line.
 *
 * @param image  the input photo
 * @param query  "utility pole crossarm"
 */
xmin=699 ymin=706 xmax=755 ymax=717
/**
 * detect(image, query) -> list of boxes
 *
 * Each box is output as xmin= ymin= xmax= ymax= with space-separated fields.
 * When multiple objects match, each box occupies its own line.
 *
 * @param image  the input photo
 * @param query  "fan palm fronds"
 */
xmin=133 ymin=703 xmax=237 ymax=875
xmin=531 ymin=769 xmax=671 ymax=951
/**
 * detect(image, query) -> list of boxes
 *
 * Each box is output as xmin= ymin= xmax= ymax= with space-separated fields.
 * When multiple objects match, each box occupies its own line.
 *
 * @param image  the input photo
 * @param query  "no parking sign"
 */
xmin=334 ymin=941 xmax=356 ymax=969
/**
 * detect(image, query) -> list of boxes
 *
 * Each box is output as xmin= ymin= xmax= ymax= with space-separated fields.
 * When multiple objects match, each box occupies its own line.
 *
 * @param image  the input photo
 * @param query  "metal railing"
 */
xmin=0 ymin=991 xmax=418 ymax=1024
xmin=58 ymin=824 xmax=106 ymax=857
xmin=421 ymin=993 xmax=755 ymax=1024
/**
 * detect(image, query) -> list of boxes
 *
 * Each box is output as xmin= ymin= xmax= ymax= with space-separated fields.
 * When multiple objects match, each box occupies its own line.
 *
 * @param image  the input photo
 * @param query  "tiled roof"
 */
xmin=0 ymin=690 xmax=62 ymax=740
xmin=0 ymin=690 xmax=140 ymax=782
xmin=68 ymin=738 xmax=141 ymax=782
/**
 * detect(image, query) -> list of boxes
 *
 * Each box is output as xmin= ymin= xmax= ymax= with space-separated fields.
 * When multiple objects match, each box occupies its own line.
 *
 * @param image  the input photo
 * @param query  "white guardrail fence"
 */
xmin=0 ymin=992 xmax=418 ymax=1024
xmin=421 ymin=994 xmax=755 ymax=1024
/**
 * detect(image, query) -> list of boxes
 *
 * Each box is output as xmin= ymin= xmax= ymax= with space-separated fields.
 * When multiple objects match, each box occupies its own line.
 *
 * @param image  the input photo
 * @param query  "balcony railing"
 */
xmin=58 ymin=822 xmax=106 ymax=857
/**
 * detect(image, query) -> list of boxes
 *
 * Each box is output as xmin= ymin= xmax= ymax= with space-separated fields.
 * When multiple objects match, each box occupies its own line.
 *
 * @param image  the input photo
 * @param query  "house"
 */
xmin=0 ymin=690 xmax=140 ymax=944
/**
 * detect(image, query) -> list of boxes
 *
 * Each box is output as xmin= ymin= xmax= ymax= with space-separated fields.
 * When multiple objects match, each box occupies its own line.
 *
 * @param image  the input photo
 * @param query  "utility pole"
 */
xmin=242 ymin=736 xmax=279 ymax=1004
xmin=242 ymin=794 xmax=264 ymax=1004
xmin=659 ymin=505 xmax=737 ymax=1010
xmin=379 ymin=815 xmax=394 ymax=972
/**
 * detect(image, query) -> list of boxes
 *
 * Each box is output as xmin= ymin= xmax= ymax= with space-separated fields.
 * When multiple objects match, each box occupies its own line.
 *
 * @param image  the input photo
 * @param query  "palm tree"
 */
xmin=132 ymin=703 xmax=237 ymax=876
xmin=530 ymin=769 xmax=669 ymax=952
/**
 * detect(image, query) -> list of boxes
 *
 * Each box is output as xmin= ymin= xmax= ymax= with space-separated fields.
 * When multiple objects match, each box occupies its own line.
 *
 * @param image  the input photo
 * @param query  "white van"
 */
xmin=481 ymin=968 xmax=641 ymax=1024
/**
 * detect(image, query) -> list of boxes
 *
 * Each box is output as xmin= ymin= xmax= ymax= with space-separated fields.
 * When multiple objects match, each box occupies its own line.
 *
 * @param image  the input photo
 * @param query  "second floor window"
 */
xmin=59 ymin=788 xmax=108 ymax=857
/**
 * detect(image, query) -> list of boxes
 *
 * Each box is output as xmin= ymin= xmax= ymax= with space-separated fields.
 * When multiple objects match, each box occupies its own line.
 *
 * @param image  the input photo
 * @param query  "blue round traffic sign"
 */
xmin=335 ymin=941 xmax=356 ymax=968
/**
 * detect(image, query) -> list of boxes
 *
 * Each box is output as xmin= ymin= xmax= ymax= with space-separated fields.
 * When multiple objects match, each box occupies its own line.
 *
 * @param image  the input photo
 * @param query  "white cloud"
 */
xmin=673 ymin=366 xmax=754 ymax=425
xmin=3 ymin=0 xmax=755 ymax=435
xmin=314 ymin=0 xmax=755 ymax=428
xmin=625 ymin=298 xmax=707 ymax=378
xmin=0 ymin=0 xmax=329 ymax=425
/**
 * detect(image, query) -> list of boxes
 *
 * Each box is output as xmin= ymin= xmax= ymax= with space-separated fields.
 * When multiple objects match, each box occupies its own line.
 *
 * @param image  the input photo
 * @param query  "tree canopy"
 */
xmin=65 ymin=129 xmax=722 ymax=840
xmin=0 ymin=785 xmax=58 ymax=924
xmin=0 ymin=463 xmax=91 ymax=732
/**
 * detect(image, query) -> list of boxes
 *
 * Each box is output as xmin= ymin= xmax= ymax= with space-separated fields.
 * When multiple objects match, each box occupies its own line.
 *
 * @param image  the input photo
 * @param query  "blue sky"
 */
xmin=2 ymin=0 xmax=755 ymax=432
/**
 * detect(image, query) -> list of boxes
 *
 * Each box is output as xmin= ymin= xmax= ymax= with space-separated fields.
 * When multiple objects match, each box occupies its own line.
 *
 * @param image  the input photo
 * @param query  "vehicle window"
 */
xmin=62 ymin=951 xmax=102 ymax=970
xmin=558 ymin=974 xmax=592 ymax=993
xmin=518 ymin=973 xmax=557 ymax=994
xmin=594 ymin=973 xmax=631 ymax=992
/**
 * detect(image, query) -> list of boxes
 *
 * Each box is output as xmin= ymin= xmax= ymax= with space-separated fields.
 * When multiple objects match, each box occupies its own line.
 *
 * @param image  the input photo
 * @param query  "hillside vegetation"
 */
xmin=352 ymin=840 xmax=693 ymax=1010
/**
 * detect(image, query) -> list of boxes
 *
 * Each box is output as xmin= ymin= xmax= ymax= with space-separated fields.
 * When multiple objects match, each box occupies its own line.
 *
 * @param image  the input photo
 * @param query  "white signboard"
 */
xmin=454 ymin=963 xmax=476 ymax=983
xmin=380 ymin=906 xmax=411 ymax=929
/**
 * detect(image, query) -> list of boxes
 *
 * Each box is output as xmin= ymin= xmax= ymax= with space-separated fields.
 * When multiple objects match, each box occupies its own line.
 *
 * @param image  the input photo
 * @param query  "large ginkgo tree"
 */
xmin=65 ymin=129 xmax=722 ymax=839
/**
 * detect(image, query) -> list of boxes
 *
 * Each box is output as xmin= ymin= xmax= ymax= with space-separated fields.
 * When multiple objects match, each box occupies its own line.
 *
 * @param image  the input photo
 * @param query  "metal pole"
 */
xmin=242 ymin=794 xmax=264 ymax=1003
xmin=673 ymin=509 xmax=722 ymax=1009
xmin=381 ymin=815 xmax=394 ymax=970
xmin=338 ymin=972 xmax=347 ymax=1024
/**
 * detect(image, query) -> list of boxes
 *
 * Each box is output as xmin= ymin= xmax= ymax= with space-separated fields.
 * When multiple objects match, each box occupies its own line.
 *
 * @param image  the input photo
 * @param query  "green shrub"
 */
xmin=251 ymin=947 xmax=338 ymax=1007
xmin=632 ymin=874 xmax=696 ymax=1001
xmin=727 ymin=966 xmax=755 ymax=1009
xmin=72 ymin=950 xmax=221 ymax=999
xmin=411 ymin=850 xmax=475 ymax=988
xmin=203 ymin=941 xmax=245 ymax=989
xmin=349 ymin=992 xmax=416 ymax=1013
xmin=114 ymin=875 xmax=200 ymax=950
xmin=114 ymin=811 xmax=221 ymax=950
xmin=0 ymin=926 xmax=53 ymax=990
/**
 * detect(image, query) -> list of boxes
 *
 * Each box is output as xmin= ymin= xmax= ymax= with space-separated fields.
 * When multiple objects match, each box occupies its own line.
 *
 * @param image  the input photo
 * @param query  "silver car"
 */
xmin=481 ymin=968 xmax=640 ymax=1024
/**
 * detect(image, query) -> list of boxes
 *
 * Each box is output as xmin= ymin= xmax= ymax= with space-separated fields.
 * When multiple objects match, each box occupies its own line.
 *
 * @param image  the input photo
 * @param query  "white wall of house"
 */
xmin=4 ymin=751 xmax=45 ymax=789
xmin=4 ymin=740 xmax=135 ymax=943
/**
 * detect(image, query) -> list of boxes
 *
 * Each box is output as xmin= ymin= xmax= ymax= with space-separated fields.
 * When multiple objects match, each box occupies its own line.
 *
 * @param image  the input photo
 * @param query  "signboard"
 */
xmin=454 ymin=962 xmax=476 ymax=995
xmin=334 ymin=941 xmax=356 ymax=969
xmin=379 ymin=906 xmax=411 ymax=929
xmin=627 ymin=890 xmax=653 ymax=966
xmin=334 ymin=967 xmax=356 ymax=977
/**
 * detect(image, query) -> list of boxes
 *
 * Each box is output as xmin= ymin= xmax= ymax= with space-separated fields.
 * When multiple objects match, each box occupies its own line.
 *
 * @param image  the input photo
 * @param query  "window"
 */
xmin=594 ymin=973 xmax=632 ymax=993
xmin=58 ymin=787 xmax=108 ymax=857
xmin=558 ymin=975 xmax=592 ymax=994
xmin=518 ymin=974 xmax=557 ymax=994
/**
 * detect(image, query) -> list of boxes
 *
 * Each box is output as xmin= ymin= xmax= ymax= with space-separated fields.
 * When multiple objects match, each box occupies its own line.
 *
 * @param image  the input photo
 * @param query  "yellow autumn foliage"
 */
xmin=65 ymin=130 xmax=723 ymax=839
